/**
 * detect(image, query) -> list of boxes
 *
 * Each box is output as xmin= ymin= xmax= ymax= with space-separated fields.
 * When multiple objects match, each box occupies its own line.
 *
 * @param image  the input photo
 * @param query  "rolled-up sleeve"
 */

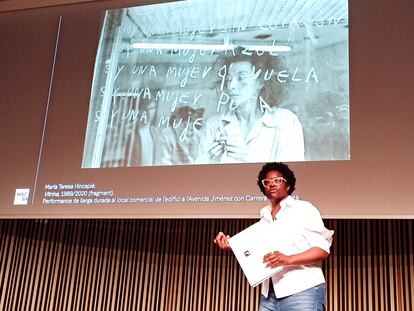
xmin=302 ymin=205 xmax=334 ymax=254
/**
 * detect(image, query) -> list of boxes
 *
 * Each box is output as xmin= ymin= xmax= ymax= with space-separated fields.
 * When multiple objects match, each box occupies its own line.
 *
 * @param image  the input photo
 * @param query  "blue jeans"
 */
xmin=259 ymin=283 xmax=326 ymax=311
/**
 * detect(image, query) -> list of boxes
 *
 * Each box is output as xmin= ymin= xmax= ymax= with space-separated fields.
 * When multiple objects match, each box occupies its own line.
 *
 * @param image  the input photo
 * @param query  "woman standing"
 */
xmin=214 ymin=162 xmax=333 ymax=310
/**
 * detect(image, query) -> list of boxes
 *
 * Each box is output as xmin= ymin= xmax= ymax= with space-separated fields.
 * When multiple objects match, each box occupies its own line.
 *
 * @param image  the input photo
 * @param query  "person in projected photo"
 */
xmin=155 ymin=106 xmax=204 ymax=165
xmin=214 ymin=162 xmax=333 ymax=311
xmin=130 ymin=94 xmax=158 ymax=166
xmin=196 ymin=48 xmax=304 ymax=164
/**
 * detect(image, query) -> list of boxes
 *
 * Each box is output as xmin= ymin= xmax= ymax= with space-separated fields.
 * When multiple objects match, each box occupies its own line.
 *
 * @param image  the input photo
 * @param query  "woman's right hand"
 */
xmin=213 ymin=232 xmax=231 ymax=251
xmin=224 ymin=135 xmax=248 ymax=161
xmin=209 ymin=133 xmax=248 ymax=162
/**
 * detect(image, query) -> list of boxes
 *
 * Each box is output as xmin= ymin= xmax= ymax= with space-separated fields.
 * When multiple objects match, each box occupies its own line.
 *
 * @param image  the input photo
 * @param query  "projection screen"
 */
xmin=0 ymin=0 xmax=413 ymax=218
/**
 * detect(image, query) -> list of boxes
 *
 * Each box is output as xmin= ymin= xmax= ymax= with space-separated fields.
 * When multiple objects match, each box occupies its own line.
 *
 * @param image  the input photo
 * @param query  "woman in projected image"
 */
xmin=196 ymin=47 xmax=304 ymax=164
xmin=214 ymin=162 xmax=333 ymax=311
xmin=155 ymin=106 xmax=204 ymax=165
xmin=130 ymin=94 xmax=158 ymax=166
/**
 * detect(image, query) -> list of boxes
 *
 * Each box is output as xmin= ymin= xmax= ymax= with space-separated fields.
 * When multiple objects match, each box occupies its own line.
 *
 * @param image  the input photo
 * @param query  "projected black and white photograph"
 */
xmin=82 ymin=0 xmax=349 ymax=168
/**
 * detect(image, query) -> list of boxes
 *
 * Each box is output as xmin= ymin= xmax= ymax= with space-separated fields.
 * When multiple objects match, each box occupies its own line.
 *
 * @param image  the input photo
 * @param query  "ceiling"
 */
xmin=128 ymin=0 xmax=347 ymax=39
xmin=1 ymin=0 xmax=348 ymax=57
xmin=119 ymin=0 xmax=348 ymax=59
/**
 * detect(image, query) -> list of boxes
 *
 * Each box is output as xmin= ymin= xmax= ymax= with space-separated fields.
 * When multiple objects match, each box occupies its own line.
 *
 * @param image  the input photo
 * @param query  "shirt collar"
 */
xmin=261 ymin=195 xmax=294 ymax=221
xmin=280 ymin=195 xmax=295 ymax=209
xmin=261 ymin=108 xmax=282 ymax=127
xmin=221 ymin=108 xmax=278 ymax=127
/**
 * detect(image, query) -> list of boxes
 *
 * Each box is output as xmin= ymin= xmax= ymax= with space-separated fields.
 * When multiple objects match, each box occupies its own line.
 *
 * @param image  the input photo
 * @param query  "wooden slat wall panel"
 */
xmin=0 ymin=219 xmax=413 ymax=311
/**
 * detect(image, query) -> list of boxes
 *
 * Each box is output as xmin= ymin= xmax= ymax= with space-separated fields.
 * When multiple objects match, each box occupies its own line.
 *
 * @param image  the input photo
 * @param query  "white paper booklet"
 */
xmin=228 ymin=221 xmax=283 ymax=287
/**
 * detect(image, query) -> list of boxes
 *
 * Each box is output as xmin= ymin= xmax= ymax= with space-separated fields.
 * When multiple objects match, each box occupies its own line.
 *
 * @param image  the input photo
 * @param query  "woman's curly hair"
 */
xmin=257 ymin=162 xmax=296 ymax=195
xmin=216 ymin=46 xmax=289 ymax=107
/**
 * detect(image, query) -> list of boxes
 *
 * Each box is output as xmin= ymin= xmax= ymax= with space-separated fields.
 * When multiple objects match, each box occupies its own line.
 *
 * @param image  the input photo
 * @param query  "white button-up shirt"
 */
xmin=259 ymin=195 xmax=334 ymax=298
xmin=196 ymin=107 xmax=304 ymax=163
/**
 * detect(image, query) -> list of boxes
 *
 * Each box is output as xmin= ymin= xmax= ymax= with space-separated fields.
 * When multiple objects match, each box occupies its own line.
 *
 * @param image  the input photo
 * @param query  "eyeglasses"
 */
xmin=261 ymin=177 xmax=287 ymax=188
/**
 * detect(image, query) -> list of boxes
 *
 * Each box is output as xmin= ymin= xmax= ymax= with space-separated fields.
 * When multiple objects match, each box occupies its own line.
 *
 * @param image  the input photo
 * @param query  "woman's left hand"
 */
xmin=263 ymin=251 xmax=291 ymax=268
